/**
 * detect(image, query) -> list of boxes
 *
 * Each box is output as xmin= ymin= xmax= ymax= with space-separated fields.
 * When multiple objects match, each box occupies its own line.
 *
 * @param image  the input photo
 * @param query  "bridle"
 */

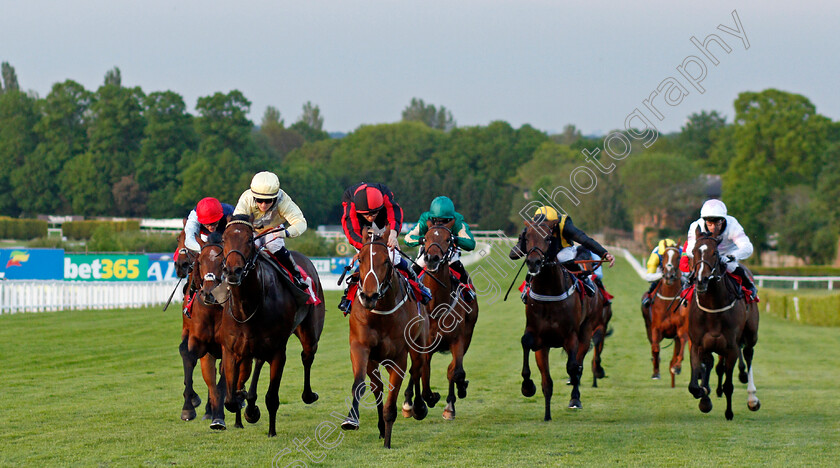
xmin=197 ymin=241 xmax=227 ymax=306
xmin=359 ymin=239 xmax=396 ymax=304
xmin=423 ymin=225 xmax=455 ymax=272
xmin=524 ymin=222 xmax=561 ymax=275
xmin=223 ymin=219 xmax=258 ymax=286
xmin=692 ymin=236 xmax=722 ymax=292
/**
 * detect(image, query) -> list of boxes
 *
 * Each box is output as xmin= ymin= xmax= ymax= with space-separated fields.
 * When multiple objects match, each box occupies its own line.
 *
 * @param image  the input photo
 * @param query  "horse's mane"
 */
xmin=207 ymin=231 xmax=223 ymax=245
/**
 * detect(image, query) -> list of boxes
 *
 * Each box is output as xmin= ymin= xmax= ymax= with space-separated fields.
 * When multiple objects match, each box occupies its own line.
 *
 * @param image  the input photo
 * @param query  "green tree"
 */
xmin=297 ymin=101 xmax=323 ymax=131
xmin=402 ymin=98 xmax=455 ymax=131
xmin=678 ymin=110 xmax=727 ymax=171
xmin=0 ymin=89 xmax=38 ymax=215
xmin=1 ymin=62 xmax=20 ymax=93
xmin=137 ymin=91 xmax=197 ymax=217
xmin=103 ymin=66 xmax=121 ymax=87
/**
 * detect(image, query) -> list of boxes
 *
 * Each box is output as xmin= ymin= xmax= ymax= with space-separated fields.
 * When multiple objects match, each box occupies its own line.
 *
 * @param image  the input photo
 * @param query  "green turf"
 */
xmin=1 ymin=255 xmax=839 ymax=467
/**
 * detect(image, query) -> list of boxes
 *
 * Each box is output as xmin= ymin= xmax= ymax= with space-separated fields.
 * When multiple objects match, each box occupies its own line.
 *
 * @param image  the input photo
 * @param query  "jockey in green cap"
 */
xmin=404 ymin=196 xmax=477 ymax=302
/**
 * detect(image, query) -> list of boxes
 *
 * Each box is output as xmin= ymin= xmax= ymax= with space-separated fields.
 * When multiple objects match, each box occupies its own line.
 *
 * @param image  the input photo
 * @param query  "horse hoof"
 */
xmin=748 ymin=399 xmax=761 ymax=411
xmin=210 ymin=419 xmax=226 ymax=430
xmin=568 ymin=399 xmax=582 ymax=409
xmin=341 ymin=418 xmax=359 ymax=431
xmin=521 ymin=379 xmax=536 ymax=398
xmin=699 ymin=397 xmax=713 ymax=413
xmin=302 ymin=391 xmax=319 ymax=405
xmin=191 ymin=395 xmax=202 ymax=408
xmin=725 ymin=410 xmax=734 ymax=420
xmin=244 ymin=406 xmax=261 ymax=424
xmin=651 ymin=373 xmax=660 ymax=380
xmin=201 ymin=413 xmax=212 ymax=421
xmin=413 ymin=404 xmax=428 ymax=421
xmin=673 ymin=366 xmax=682 ymax=375
xmin=739 ymin=372 xmax=749 ymax=384
xmin=716 ymin=388 xmax=723 ymax=398
xmin=443 ymin=409 xmax=455 ymax=421
xmin=424 ymin=392 xmax=441 ymax=408
xmin=595 ymin=368 xmax=605 ymax=379
xmin=402 ymin=402 xmax=414 ymax=418
xmin=457 ymin=381 xmax=469 ymax=399
xmin=181 ymin=409 xmax=197 ymax=421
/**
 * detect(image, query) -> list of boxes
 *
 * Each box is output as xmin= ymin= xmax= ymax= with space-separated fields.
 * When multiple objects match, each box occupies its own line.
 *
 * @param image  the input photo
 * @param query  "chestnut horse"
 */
xmin=641 ymin=245 xmax=689 ymax=387
xmin=518 ymin=218 xmax=593 ymax=420
xmin=178 ymin=230 xmax=260 ymax=430
xmin=687 ymin=227 xmax=760 ymax=420
xmin=221 ymin=216 xmax=325 ymax=437
xmin=340 ymin=226 xmax=430 ymax=449
xmin=415 ymin=221 xmax=479 ymax=420
xmin=574 ymin=248 xmax=612 ymax=388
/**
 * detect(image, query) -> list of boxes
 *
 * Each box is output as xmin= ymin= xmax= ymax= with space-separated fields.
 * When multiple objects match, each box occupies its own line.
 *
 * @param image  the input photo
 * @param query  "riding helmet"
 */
xmin=353 ymin=185 xmax=385 ymax=213
xmin=196 ymin=197 xmax=224 ymax=224
xmin=250 ymin=171 xmax=281 ymax=199
xmin=429 ymin=196 xmax=456 ymax=219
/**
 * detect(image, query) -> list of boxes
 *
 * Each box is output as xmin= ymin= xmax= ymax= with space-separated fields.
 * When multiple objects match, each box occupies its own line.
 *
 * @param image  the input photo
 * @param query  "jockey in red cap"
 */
xmin=338 ymin=182 xmax=431 ymax=313
xmin=183 ymin=197 xmax=235 ymax=253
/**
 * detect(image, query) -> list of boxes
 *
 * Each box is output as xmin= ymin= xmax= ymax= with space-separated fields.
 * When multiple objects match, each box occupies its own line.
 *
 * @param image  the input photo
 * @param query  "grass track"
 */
xmin=1 ymin=256 xmax=839 ymax=466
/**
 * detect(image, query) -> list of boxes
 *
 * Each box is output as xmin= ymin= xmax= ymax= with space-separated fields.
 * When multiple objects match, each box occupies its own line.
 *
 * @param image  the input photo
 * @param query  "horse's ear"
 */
xmin=182 ymin=217 xmax=188 ymax=228
xmin=426 ymin=219 xmax=433 ymax=229
xmin=445 ymin=218 xmax=456 ymax=230
xmin=361 ymin=225 xmax=370 ymax=240
xmin=694 ymin=225 xmax=702 ymax=238
xmin=550 ymin=219 xmax=561 ymax=236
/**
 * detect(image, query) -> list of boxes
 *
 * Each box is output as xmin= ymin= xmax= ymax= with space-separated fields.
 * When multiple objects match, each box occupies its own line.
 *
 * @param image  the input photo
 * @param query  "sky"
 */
xmin=2 ymin=0 xmax=838 ymax=136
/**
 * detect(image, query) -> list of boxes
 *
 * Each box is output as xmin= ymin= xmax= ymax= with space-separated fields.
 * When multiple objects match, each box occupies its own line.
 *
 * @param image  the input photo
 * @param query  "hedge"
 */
xmin=62 ymin=220 xmax=141 ymax=240
xmin=759 ymin=289 xmax=840 ymax=327
xmin=0 ymin=217 xmax=48 ymax=240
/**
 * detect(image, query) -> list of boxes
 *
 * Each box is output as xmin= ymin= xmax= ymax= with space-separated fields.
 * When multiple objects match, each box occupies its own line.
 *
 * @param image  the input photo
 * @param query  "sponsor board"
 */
xmin=64 ymin=254 xmax=148 ymax=281
xmin=0 ymin=249 xmax=64 ymax=280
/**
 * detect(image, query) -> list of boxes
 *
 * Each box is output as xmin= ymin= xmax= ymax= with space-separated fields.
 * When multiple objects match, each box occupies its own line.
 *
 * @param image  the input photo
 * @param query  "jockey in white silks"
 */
xmin=685 ymin=199 xmax=757 ymax=298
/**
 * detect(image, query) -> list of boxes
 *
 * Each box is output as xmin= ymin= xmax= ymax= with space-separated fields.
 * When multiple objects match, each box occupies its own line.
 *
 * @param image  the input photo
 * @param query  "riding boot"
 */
xmin=450 ymin=260 xmax=475 ymax=303
xmin=733 ymin=266 xmax=758 ymax=300
xmin=399 ymin=258 xmax=432 ymax=304
xmin=338 ymin=270 xmax=359 ymax=314
xmin=274 ymin=247 xmax=306 ymax=290
xmin=642 ymin=281 xmax=657 ymax=308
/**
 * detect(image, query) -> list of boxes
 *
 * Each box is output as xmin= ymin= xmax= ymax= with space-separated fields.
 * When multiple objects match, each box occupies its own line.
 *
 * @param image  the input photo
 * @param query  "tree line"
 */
xmin=2 ymin=63 xmax=839 ymax=263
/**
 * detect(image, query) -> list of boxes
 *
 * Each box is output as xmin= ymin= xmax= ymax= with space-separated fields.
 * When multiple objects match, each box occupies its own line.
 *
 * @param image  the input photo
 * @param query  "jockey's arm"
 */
xmin=562 ymin=217 xmax=614 ymax=267
xmin=275 ymin=193 xmax=307 ymax=238
xmin=454 ymin=215 xmax=476 ymax=251
xmin=646 ymin=249 xmax=661 ymax=274
xmin=727 ymin=219 xmax=754 ymax=262
xmin=403 ymin=213 xmax=428 ymax=247
xmin=183 ymin=210 xmax=202 ymax=252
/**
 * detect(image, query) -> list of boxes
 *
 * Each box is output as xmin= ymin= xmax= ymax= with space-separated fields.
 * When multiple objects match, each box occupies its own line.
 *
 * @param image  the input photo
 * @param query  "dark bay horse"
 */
xmin=687 ymin=226 xmax=760 ymax=420
xmin=178 ymin=230 xmax=260 ymax=430
xmin=341 ymin=226 xmax=430 ymax=449
xmin=416 ymin=221 xmax=479 ymax=420
xmin=641 ymin=245 xmax=689 ymax=388
xmin=221 ymin=216 xmax=325 ymax=437
xmin=574 ymin=248 xmax=612 ymax=388
xmin=518 ymin=219 xmax=593 ymax=420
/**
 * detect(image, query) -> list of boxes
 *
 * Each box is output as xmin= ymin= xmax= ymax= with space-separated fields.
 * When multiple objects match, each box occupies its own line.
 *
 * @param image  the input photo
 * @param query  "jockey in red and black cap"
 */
xmin=337 ymin=182 xmax=429 ymax=313
xmin=341 ymin=183 xmax=403 ymax=249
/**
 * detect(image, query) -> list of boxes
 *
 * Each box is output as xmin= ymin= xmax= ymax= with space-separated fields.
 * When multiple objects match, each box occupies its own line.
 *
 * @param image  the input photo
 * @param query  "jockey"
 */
xmin=404 ymin=196 xmax=477 ymax=302
xmin=233 ymin=171 xmax=307 ymax=289
xmin=641 ymin=238 xmax=680 ymax=308
xmin=509 ymin=206 xmax=615 ymax=303
xmin=685 ymin=199 xmax=757 ymax=298
xmin=338 ymin=182 xmax=431 ymax=313
xmin=183 ymin=197 xmax=235 ymax=253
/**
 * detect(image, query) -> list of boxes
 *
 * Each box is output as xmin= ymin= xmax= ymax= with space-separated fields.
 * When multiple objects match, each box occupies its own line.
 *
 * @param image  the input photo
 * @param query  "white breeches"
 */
xmin=555 ymin=245 xmax=577 ymax=263
xmin=256 ymin=232 xmax=285 ymax=254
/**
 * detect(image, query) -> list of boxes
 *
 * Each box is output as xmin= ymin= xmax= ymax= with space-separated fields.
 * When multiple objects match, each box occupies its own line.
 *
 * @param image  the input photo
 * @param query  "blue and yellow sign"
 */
xmin=0 ymin=249 xmax=64 ymax=280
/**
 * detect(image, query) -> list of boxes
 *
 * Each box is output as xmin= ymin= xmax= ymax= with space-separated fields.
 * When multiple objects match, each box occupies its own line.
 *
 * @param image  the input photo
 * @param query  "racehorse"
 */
xmin=641 ymin=245 xmax=689 ymax=388
xmin=415 ymin=220 xmax=478 ymax=420
xmin=220 ymin=215 xmax=325 ymax=437
xmin=518 ymin=218 xmax=594 ymax=420
xmin=687 ymin=226 xmax=760 ymax=420
xmin=340 ymin=225 xmax=431 ymax=449
xmin=175 ymin=220 xmax=196 ymax=279
xmin=178 ymin=230 xmax=261 ymax=430
xmin=574 ymin=248 xmax=612 ymax=388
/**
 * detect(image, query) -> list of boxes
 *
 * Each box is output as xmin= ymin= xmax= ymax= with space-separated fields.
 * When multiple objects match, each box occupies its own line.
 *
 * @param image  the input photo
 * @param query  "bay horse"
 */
xmin=687 ymin=226 xmax=760 ymax=420
xmin=574 ymin=248 xmax=612 ymax=388
xmin=518 ymin=218 xmax=593 ymax=420
xmin=414 ymin=220 xmax=478 ymax=420
xmin=341 ymin=225 xmax=430 ymax=449
xmin=221 ymin=216 xmax=325 ymax=437
xmin=178 ymin=230 xmax=261 ymax=430
xmin=641 ymin=245 xmax=689 ymax=387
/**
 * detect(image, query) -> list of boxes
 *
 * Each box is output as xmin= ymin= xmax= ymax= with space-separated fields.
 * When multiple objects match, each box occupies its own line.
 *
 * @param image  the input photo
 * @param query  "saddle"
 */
xmin=258 ymin=251 xmax=321 ymax=307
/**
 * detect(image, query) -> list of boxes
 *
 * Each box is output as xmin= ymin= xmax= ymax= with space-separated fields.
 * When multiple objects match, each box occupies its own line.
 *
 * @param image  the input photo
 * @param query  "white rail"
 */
xmin=0 ymin=280 xmax=183 ymax=314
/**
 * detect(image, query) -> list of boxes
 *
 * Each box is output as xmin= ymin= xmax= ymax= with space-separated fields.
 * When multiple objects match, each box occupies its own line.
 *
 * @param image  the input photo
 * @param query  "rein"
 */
xmin=692 ymin=236 xmax=739 ymax=314
xmin=358 ymin=239 xmax=408 ymax=315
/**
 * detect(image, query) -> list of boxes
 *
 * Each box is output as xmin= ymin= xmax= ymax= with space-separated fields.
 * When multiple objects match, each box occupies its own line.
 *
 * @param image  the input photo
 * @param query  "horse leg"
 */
xmin=590 ymin=328 xmax=601 ymax=388
xmin=179 ymin=337 xmax=200 ymax=421
xmin=687 ymin=341 xmax=706 ymax=400
xmin=368 ymin=365 xmax=385 ymax=439
xmin=382 ymin=358 xmax=407 ymax=449
xmin=443 ymin=338 xmax=467 ymax=420
xmin=244 ymin=359 xmax=262 ymax=424
xmin=698 ymin=353 xmax=714 ymax=413
xmin=419 ymin=344 xmax=439 ymax=409
xmin=650 ymin=329 xmax=662 ymax=380
xmin=199 ymin=354 xmax=225 ymax=430
xmin=341 ymin=345 xmax=369 ymax=431
xmin=265 ymin=351 xmax=288 ymax=437
xmin=296 ymin=319 xmax=320 ymax=405
xmin=722 ymin=348 xmax=738 ymax=420
xmin=669 ymin=336 xmax=683 ymax=389
xmin=737 ymin=347 xmax=748 ymax=384
xmin=566 ymin=335 xmax=584 ymax=410
xmin=222 ymin=351 xmax=243 ymax=423
xmin=520 ymin=332 xmax=537 ymax=397
xmin=533 ymin=348 xmax=553 ymax=421
xmin=409 ymin=349 xmax=429 ymax=420
xmin=715 ymin=356 xmax=725 ymax=398
xmin=401 ymin=370 xmax=415 ymax=419
xmin=743 ymin=343 xmax=760 ymax=411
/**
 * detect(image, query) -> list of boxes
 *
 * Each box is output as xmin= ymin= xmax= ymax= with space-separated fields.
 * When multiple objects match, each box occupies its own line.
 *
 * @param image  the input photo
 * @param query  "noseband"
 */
xmin=424 ymin=225 xmax=455 ymax=270
xmin=223 ymin=219 xmax=258 ymax=286
xmin=359 ymin=240 xmax=395 ymax=301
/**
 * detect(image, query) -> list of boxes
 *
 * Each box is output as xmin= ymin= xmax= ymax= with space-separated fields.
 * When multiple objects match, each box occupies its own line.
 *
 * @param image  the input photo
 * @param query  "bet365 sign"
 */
xmin=64 ymin=255 xmax=148 ymax=281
